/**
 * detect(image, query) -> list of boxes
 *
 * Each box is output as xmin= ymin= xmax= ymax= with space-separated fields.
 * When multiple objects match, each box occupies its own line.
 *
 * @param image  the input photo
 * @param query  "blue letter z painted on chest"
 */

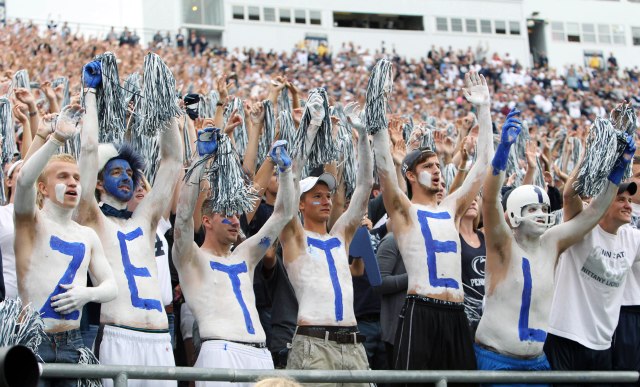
xmin=519 ymin=257 xmax=546 ymax=342
xmin=40 ymin=236 xmax=86 ymax=320
xmin=417 ymin=210 xmax=459 ymax=289
xmin=209 ymin=261 xmax=255 ymax=334
xmin=307 ymin=237 xmax=344 ymax=321
xmin=117 ymin=227 xmax=162 ymax=312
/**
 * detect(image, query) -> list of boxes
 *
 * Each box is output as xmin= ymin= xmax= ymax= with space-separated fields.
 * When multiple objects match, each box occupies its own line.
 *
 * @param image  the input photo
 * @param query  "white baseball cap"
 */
xmin=97 ymin=143 xmax=119 ymax=172
xmin=299 ymin=172 xmax=337 ymax=198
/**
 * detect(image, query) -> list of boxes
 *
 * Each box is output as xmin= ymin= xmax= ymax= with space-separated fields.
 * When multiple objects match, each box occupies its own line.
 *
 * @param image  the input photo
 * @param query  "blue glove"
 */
xmin=608 ymin=134 xmax=636 ymax=184
xmin=83 ymin=61 xmax=102 ymax=88
xmin=269 ymin=140 xmax=292 ymax=172
xmin=492 ymin=108 xmax=522 ymax=175
xmin=197 ymin=127 xmax=220 ymax=156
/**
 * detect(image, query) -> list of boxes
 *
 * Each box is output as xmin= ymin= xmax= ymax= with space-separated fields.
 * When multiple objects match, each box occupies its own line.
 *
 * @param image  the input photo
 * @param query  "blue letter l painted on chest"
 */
xmin=417 ymin=210 xmax=459 ymax=289
xmin=307 ymin=237 xmax=344 ymax=322
xmin=209 ymin=261 xmax=254 ymax=334
xmin=519 ymin=257 xmax=546 ymax=342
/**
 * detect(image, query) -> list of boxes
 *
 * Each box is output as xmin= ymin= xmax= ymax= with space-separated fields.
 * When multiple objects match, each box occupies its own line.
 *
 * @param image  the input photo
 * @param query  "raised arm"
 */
xmin=547 ymin=135 xmax=635 ymax=254
xmin=331 ymin=115 xmax=374 ymax=244
xmin=133 ymin=117 xmax=182 ymax=228
xmin=77 ymin=62 xmax=103 ymax=226
xmin=173 ymin=162 xmax=205 ymax=269
xmin=371 ymin=110 xmax=412 ymax=229
xmin=238 ymin=141 xmax=295 ymax=265
xmin=562 ymin=155 xmax=585 ymax=222
xmin=482 ymin=108 xmax=522 ymax=265
xmin=15 ymin=105 xmax=83 ymax=220
xmin=442 ymin=72 xmax=493 ymax=219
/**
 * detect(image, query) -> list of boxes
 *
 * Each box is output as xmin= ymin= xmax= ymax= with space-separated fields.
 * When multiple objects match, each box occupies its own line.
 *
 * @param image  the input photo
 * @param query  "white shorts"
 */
xmin=195 ymin=340 xmax=274 ymax=387
xmin=96 ymin=325 xmax=176 ymax=387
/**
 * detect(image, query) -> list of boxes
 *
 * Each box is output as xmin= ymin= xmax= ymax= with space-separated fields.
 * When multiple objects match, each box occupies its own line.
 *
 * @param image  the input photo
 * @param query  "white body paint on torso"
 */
xmin=476 ymin=237 xmax=557 ymax=357
xmin=98 ymin=215 xmax=167 ymax=329
xmin=286 ymin=230 xmax=356 ymax=326
xmin=395 ymin=203 xmax=464 ymax=301
xmin=19 ymin=213 xmax=95 ymax=333
xmin=179 ymin=248 xmax=264 ymax=342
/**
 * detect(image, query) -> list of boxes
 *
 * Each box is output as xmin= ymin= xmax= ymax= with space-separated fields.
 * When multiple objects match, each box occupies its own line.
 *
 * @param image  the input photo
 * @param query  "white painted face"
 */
xmin=418 ymin=171 xmax=433 ymax=188
xmin=518 ymin=203 xmax=552 ymax=235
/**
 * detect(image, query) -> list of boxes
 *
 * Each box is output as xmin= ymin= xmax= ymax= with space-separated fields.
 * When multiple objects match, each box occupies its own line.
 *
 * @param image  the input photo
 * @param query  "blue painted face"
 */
xmin=103 ymin=159 xmax=134 ymax=202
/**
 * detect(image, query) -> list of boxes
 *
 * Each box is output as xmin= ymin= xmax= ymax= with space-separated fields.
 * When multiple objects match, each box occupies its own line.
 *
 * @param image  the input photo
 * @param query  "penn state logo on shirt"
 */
xmin=472 ymin=255 xmax=486 ymax=277
xmin=581 ymin=247 xmax=630 ymax=288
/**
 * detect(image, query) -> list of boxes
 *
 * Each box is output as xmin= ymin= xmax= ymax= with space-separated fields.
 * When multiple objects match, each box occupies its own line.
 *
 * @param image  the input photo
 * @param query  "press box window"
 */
xmin=247 ymin=6 xmax=260 ymax=21
xmin=612 ymin=25 xmax=625 ymax=44
xmin=295 ymin=9 xmax=306 ymax=24
xmin=480 ymin=19 xmax=492 ymax=33
xmin=494 ymin=20 xmax=506 ymax=34
xmin=232 ymin=5 xmax=244 ymax=20
xmin=310 ymin=10 xmax=321 ymax=25
xmin=451 ymin=18 xmax=463 ymax=32
xmin=436 ymin=17 xmax=448 ymax=32
xmin=509 ymin=21 xmax=520 ymax=35
xmin=567 ymin=22 xmax=580 ymax=42
xmin=551 ymin=22 xmax=565 ymax=41
xmin=333 ymin=12 xmax=424 ymax=30
xmin=582 ymin=23 xmax=596 ymax=43
xmin=466 ymin=19 xmax=478 ymax=33
xmin=633 ymin=27 xmax=640 ymax=46
xmin=280 ymin=9 xmax=291 ymax=23
xmin=264 ymin=7 xmax=275 ymax=22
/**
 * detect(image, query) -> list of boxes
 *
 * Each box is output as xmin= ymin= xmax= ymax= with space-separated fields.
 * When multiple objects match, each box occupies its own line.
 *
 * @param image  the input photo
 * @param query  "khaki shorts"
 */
xmin=286 ymin=332 xmax=371 ymax=387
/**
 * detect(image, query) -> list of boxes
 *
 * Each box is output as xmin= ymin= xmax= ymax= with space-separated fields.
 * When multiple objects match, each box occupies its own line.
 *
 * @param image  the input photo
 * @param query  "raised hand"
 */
xmin=345 ymin=102 xmax=365 ymax=134
xmin=463 ymin=71 xmax=490 ymax=106
xmin=197 ymin=126 xmax=220 ymax=156
xmin=500 ymin=108 xmax=522 ymax=145
xmin=41 ymin=81 xmax=56 ymax=100
xmin=54 ymin=104 xmax=84 ymax=141
xmin=608 ymin=134 xmax=636 ymax=185
xmin=492 ymin=108 xmax=521 ymax=175
xmin=224 ymin=110 xmax=243 ymax=135
xmin=14 ymin=87 xmax=35 ymax=105
xmin=307 ymin=94 xmax=325 ymax=125
xmin=462 ymin=135 xmax=476 ymax=160
xmin=525 ymin=140 xmax=537 ymax=169
xmin=216 ymin=75 xmax=233 ymax=103
xmin=82 ymin=61 xmax=102 ymax=88
xmin=249 ymin=102 xmax=265 ymax=126
xmin=13 ymin=104 xmax=28 ymax=124
xmin=269 ymin=139 xmax=292 ymax=172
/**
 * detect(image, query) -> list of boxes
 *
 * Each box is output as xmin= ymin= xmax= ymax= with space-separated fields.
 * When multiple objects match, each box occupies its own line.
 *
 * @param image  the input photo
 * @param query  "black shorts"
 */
xmin=544 ymin=333 xmax=612 ymax=387
xmin=612 ymin=306 xmax=640 ymax=375
xmin=393 ymin=295 xmax=476 ymax=385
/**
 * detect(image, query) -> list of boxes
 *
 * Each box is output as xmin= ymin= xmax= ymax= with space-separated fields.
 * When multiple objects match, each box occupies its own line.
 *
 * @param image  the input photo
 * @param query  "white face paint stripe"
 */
xmin=55 ymin=184 xmax=67 ymax=203
xmin=418 ymin=171 xmax=433 ymax=187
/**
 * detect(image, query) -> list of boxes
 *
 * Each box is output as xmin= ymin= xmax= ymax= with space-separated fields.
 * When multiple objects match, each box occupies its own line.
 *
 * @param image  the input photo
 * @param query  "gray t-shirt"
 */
xmin=375 ymin=233 xmax=408 ymax=345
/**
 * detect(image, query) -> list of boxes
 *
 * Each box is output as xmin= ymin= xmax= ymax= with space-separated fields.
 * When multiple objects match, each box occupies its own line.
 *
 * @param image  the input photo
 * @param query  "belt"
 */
xmin=296 ymin=325 xmax=365 ymax=344
xmin=202 ymin=338 xmax=267 ymax=349
xmin=165 ymin=304 xmax=174 ymax=314
xmin=406 ymin=294 xmax=463 ymax=308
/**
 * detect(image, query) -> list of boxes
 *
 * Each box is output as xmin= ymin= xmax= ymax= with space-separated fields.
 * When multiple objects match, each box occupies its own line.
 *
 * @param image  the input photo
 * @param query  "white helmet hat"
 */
xmin=505 ymin=185 xmax=553 ymax=228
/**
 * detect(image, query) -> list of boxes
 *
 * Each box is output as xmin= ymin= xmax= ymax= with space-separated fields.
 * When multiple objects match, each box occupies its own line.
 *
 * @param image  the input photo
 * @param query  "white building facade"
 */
xmin=4 ymin=0 xmax=640 ymax=69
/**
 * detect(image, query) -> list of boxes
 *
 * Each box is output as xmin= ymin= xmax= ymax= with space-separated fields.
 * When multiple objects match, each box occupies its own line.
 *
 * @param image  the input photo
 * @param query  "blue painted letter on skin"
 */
xmin=417 ymin=210 xmax=459 ymax=289
xmin=518 ymin=257 xmax=546 ymax=342
xmin=40 ymin=236 xmax=86 ymax=320
xmin=307 ymin=237 xmax=344 ymax=321
xmin=258 ymin=237 xmax=271 ymax=248
xmin=117 ymin=227 xmax=163 ymax=312
xmin=209 ymin=261 xmax=255 ymax=334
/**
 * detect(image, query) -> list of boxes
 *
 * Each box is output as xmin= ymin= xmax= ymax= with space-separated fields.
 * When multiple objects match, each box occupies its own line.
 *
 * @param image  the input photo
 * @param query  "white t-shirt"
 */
xmin=155 ymin=217 xmax=172 ymax=307
xmin=0 ymin=204 xmax=17 ymax=299
xmin=548 ymin=225 xmax=640 ymax=350
xmin=621 ymin=204 xmax=640 ymax=305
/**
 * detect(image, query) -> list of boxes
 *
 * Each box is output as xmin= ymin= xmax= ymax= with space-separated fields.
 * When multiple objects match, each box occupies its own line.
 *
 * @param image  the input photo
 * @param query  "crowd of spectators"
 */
xmin=1 ymin=17 xmax=640 ymax=385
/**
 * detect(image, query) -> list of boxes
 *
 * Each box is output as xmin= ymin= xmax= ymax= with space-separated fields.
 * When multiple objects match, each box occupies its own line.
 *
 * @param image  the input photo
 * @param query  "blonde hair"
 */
xmin=254 ymin=377 xmax=302 ymax=387
xmin=36 ymin=154 xmax=77 ymax=206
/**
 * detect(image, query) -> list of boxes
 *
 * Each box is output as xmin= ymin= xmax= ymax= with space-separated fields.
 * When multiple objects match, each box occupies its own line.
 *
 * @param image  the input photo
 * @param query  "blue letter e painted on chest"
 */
xmin=117 ymin=227 xmax=163 ymax=312
xmin=518 ymin=257 xmax=546 ymax=342
xmin=417 ymin=210 xmax=459 ymax=289
xmin=209 ymin=261 xmax=255 ymax=334
xmin=307 ymin=237 xmax=344 ymax=322
xmin=40 ymin=236 xmax=86 ymax=320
